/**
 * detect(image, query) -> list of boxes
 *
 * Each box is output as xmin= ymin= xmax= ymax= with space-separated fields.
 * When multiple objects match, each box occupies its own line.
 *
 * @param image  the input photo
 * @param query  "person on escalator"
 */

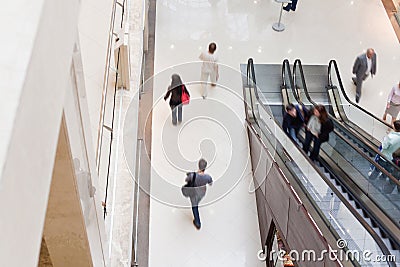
xmin=383 ymin=81 xmax=400 ymax=126
xmin=303 ymin=105 xmax=334 ymax=161
xmin=282 ymin=103 xmax=308 ymax=144
xmin=369 ymin=120 xmax=400 ymax=182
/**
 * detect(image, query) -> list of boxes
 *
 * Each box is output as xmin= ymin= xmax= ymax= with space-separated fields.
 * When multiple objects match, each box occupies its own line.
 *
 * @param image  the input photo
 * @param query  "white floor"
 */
xmin=148 ymin=0 xmax=400 ymax=266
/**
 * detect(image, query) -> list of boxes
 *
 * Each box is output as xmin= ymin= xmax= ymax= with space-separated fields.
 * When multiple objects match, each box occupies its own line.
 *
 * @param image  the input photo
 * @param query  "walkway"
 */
xmin=147 ymin=0 xmax=400 ymax=266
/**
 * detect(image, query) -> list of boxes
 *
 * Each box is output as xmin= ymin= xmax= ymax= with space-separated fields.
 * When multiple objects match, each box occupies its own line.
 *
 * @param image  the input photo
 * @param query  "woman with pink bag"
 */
xmin=164 ymin=74 xmax=190 ymax=125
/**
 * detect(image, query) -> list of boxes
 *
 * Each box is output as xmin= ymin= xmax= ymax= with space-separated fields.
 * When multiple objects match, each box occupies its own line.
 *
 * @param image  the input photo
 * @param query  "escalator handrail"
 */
xmin=246 ymin=59 xmax=393 ymax=265
xmin=293 ymin=59 xmax=400 ymax=186
xmin=281 ymin=59 xmax=298 ymax=103
xmin=327 ymin=59 xmax=393 ymax=129
xmin=246 ymin=58 xmax=260 ymax=128
xmin=327 ymin=59 xmax=400 ymax=182
xmin=314 ymin=59 xmax=400 ymax=183
xmin=293 ymin=59 xmax=316 ymax=106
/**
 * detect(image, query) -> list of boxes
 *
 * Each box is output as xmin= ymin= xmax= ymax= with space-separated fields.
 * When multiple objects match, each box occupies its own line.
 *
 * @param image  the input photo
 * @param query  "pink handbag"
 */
xmin=181 ymin=85 xmax=190 ymax=105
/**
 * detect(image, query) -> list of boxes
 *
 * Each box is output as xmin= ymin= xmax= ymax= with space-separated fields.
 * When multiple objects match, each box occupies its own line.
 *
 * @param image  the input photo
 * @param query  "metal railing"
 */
xmin=327 ymin=59 xmax=392 ymax=129
xmin=92 ymin=0 xmax=128 ymax=218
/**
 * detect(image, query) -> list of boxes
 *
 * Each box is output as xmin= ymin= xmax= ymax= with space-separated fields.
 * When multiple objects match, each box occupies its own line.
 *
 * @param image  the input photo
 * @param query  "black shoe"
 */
xmin=355 ymin=96 xmax=360 ymax=103
xmin=193 ymin=220 xmax=201 ymax=230
xmin=283 ymin=5 xmax=291 ymax=11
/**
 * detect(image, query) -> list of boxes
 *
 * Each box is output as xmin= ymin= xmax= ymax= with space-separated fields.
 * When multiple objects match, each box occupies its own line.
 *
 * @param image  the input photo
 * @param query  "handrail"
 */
xmin=246 ymin=58 xmax=261 ymax=128
xmin=96 ymin=0 xmax=127 ymax=173
xmin=91 ymin=0 xmax=128 ymax=218
xmin=327 ymin=59 xmax=392 ymax=129
xmin=293 ymin=59 xmax=314 ymax=107
xmin=132 ymin=138 xmax=143 ymax=267
xmin=281 ymin=59 xmax=298 ymax=101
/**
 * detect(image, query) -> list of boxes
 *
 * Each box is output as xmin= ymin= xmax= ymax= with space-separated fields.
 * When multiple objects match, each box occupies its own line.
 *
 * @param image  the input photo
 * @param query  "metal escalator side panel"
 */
xmin=320 ymin=131 xmax=400 ymax=246
xmin=247 ymin=123 xmax=355 ymax=267
xmin=281 ymin=87 xmax=289 ymax=107
xmin=327 ymin=86 xmax=345 ymax=121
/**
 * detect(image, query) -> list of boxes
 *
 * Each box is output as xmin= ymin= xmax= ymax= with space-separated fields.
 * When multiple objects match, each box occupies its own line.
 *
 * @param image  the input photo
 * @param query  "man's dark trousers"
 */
xmin=192 ymin=206 xmax=200 ymax=227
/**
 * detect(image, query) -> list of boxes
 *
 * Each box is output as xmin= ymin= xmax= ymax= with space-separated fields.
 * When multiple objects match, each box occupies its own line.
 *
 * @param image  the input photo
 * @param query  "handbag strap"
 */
xmin=192 ymin=172 xmax=196 ymax=186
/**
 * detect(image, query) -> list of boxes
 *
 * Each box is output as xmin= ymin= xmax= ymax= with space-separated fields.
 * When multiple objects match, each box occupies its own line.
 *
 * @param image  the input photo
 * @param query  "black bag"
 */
xmin=181 ymin=172 xmax=196 ymax=198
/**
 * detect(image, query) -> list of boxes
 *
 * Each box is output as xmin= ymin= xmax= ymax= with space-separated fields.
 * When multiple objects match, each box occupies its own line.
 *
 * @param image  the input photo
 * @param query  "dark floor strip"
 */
xmin=132 ymin=0 xmax=156 ymax=266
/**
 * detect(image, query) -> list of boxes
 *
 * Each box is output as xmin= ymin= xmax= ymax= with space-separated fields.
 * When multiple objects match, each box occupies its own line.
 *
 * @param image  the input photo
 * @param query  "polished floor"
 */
xmin=148 ymin=0 xmax=400 ymax=266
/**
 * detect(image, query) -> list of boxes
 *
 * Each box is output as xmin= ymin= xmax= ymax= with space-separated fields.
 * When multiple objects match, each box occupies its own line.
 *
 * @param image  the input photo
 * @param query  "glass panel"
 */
xmin=323 ymin=125 xmax=400 ymax=229
xmin=65 ymin=68 xmax=97 ymax=225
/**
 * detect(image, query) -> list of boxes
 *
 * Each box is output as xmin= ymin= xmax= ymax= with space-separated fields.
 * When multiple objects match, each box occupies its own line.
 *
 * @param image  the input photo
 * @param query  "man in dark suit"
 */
xmin=352 ymin=48 xmax=377 ymax=103
xmin=184 ymin=158 xmax=213 ymax=230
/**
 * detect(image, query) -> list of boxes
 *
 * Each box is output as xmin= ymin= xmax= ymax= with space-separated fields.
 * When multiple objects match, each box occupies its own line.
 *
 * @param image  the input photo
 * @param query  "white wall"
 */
xmin=0 ymin=0 xmax=81 ymax=265
xmin=78 ymin=0 xmax=114 ymax=148
xmin=0 ymin=0 xmax=46 ymax=186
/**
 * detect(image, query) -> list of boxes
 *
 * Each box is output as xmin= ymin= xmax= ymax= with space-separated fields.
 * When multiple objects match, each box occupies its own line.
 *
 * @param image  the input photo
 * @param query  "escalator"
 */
xmin=294 ymin=59 xmax=398 ymax=175
xmin=291 ymin=59 xmax=400 ymax=262
xmin=243 ymin=59 xmax=398 ymax=266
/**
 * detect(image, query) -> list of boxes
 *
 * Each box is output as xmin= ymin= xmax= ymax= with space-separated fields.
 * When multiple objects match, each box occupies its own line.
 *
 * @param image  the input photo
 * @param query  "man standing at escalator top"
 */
xmin=352 ymin=48 xmax=377 ymax=103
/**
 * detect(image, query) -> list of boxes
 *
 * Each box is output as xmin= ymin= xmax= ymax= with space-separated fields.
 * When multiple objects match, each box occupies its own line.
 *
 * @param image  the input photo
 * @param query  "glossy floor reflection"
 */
xmin=148 ymin=0 xmax=400 ymax=266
